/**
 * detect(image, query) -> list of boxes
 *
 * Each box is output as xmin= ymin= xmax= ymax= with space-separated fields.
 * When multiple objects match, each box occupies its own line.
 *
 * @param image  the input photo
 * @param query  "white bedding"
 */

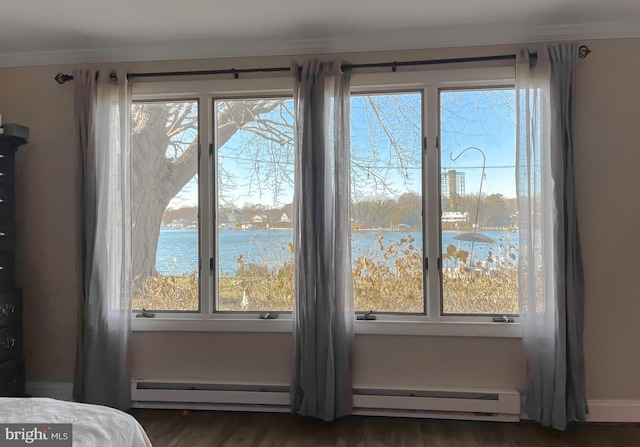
xmin=0 ymin=398 xmax=152 ymax=447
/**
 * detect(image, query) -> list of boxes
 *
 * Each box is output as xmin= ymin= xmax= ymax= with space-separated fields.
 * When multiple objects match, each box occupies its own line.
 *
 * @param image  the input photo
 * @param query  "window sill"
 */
xmin=354 ymin=320 xmax=520 ymax=338
xmin=131 ymin=316 xmax=293 ymax=333
xmin=131 ymin=316 xmax=521 ymax=338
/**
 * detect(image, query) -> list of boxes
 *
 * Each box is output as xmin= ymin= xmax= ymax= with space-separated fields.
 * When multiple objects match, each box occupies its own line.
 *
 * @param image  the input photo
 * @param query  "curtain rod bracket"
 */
xmin=391 ymin=62 xmax=398 ymax=73
xmin=232 ymin=69 xmax=239 ymax=80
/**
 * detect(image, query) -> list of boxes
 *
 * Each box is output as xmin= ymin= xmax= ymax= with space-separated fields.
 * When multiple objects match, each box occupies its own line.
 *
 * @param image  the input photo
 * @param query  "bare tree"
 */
xmin=131 ymin=99 xmax=289 ymax=279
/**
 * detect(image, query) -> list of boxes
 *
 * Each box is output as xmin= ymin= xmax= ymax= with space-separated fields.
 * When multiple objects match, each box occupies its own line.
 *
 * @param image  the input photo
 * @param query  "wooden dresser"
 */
xmin=0 ymin=135 xmax=26 ymax=396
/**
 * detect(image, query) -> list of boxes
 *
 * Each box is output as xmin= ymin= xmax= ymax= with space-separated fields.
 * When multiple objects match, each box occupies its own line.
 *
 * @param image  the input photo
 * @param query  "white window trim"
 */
xmin=130 ymin=64 xmax=521 ymax=337
xmin=131 ymin=314 xmax=520 ymax=337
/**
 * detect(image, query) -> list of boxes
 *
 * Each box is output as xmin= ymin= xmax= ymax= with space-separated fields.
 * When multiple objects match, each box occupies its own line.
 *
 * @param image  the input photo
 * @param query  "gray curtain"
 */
xmin=517 ymin=44 xmax=588 ymax=430
xmin=72 ymin=70 xmax=132 ymax=410
xmin=548 ymin=43 xmax=588 ymax=427
xmin=72 ymin=70 xmax=95 ymax=406
xmin=291 ymin=59 xmax=354 ymax=421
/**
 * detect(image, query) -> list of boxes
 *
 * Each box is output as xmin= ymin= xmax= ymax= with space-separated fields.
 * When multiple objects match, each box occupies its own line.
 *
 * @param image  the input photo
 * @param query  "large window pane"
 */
xmin=440 ymin=88 xmax=518 ymax=315
xmin=131 ymin=100 xmax=199 ymax=311
xmin=215 ymin=98 xmax=295 ymax=312
xmin=350 ymin=92 xmax=423 ymax=313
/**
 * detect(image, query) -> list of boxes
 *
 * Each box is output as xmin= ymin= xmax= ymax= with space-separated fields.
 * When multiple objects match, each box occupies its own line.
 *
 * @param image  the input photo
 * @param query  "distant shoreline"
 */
xmin=161 ymin=226 xmax=517 ymax=232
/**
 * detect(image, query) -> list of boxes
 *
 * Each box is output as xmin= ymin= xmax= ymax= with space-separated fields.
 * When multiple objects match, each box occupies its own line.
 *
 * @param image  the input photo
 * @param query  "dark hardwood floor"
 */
xmin=131 ymin=409 xmax=640 ymax=447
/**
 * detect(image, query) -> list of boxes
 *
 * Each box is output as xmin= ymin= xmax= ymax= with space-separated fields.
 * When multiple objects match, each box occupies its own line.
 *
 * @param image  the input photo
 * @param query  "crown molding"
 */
xmin=1 ymin=20 xmax=639 ymax=68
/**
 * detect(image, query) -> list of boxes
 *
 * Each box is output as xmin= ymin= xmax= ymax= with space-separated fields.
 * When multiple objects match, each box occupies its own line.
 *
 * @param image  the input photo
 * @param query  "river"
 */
xmin=155 ymin=228 xmax=518 ymax=276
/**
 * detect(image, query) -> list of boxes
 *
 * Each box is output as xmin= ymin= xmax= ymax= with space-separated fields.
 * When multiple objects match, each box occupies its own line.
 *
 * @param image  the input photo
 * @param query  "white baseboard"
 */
xmin=586 ymin=400 xmax=640 ymax=423
xmin=25 ymin=381 xmax=74 ymax=402
xmin=20 ymin=382 xmax=640 ymax=423
xmin=521 ymin=396 xmax=640 ymax=423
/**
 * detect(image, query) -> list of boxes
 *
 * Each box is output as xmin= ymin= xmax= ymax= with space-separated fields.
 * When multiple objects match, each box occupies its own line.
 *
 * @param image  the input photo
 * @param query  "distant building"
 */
xmin=441 ymin=211 xmax=468 ymax=222
xmin=279 ymin=212 xmax=291 ymax=223
xmin=251 ymin=215 xmax=267 ymax=223
xmin=168 ymin=218 xmax=191 ymax=228
xmin=392 ymin=223 xmax=411 ymax=231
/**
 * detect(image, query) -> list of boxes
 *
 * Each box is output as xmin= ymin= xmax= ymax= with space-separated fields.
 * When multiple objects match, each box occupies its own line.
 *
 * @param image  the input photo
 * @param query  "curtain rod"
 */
xmin=54 ymin=45 xmax=591 ymax=84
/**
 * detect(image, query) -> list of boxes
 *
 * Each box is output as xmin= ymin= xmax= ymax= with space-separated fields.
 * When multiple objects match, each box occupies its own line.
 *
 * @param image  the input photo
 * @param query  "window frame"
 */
xmin=212 ymin=94 xmax=296 ymax=315
xmin=130 ymin=67 xmax=521 ymax=337
xmin=130 ymin=96 xmax=202 ymax=315
xmin=437 ymin=85 xmax=520 ymax=319
xmin=350 ymin=68 xmax=519 ymax=325
xmin=349 ymin=88 xmax=426 ymax=316
xmin=132 ymin=77 xmax=294 ymax=322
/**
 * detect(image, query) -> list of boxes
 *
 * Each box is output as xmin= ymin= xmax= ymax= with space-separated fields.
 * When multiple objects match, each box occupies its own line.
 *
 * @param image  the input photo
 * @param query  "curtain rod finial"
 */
xmin=578 ymin=45 xmax=591 ymax=59
xmin=54 ymin=73 xmax=74 ymax=84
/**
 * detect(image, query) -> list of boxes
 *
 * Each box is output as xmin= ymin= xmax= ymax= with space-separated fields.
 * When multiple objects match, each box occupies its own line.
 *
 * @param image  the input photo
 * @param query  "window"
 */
xmin=349 ymin=85 xmax=517 ymax=317
xmin=131 ymin=99 xmax=200 ymax=312
xmin=350 ymin=92 xmax=424 ymax=313
xmin=130 ymin=82 xmax=296 ymax=315
xmin=439 ymin=88 xmax=518 ymax=316
xmin=215 ymin=98 xmax=295 ymax=312
xmin=130 ymin=67 xmax=519 ymax=326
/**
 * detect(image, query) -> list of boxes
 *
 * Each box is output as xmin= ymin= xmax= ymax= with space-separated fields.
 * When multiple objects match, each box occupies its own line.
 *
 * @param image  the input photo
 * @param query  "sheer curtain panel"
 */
xmin=291 ymin=60 xmax=355 ymax=421
xmin=517 ymin=45 xmax=587 ymax=430
xmin=72 ymin=70 xmax=132 ymax=410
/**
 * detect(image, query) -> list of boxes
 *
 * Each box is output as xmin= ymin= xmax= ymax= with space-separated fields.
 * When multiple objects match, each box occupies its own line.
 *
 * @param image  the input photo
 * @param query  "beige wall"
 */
xmin=573 ymin=38 xmax=640 ymax=399
xmin=0 ymin=38 xmax=638 ymax=400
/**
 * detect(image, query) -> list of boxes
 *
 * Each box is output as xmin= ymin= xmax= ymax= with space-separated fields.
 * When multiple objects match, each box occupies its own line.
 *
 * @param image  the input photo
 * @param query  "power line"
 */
xmin=217 ymin=154 xmax=516 ymax=170
xmin=442 ymin=165 xmax=516 ymax=169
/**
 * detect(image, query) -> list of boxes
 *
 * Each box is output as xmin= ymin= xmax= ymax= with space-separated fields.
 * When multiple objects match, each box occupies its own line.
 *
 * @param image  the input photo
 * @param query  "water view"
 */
xmin=134 ymin=89 xmax=520 ymax=314
xmin=156 ymin=228 xmax=518 ymax=276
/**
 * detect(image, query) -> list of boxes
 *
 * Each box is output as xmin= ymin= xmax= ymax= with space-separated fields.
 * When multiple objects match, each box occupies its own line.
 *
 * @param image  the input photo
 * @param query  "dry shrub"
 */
xmin=353 ymin=233 xmax=423 ymax=312
xmin=133 ymin=233 xmax=519 ymax=315
xmin=132 ymin=273 xmax=198 ymax=311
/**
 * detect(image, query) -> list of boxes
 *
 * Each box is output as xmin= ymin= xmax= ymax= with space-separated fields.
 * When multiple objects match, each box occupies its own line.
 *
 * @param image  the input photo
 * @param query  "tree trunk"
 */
xmin=131 ymin=100 xmax=284 ymax=280
xmin=131 ymin=104 xmax=175 ymax=279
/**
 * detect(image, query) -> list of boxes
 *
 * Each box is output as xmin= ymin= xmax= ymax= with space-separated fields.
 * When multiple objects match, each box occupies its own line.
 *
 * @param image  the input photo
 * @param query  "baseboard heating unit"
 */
xmin=131 ymin=380 xmax=520 ymax=422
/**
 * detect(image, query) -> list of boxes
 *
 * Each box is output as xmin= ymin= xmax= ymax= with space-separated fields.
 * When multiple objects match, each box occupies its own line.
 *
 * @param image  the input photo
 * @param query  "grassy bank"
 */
xmin=132 ymin=233 xmax=518 ymax=315
xmin=132 ymin=272 xmax=518 ymax=315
